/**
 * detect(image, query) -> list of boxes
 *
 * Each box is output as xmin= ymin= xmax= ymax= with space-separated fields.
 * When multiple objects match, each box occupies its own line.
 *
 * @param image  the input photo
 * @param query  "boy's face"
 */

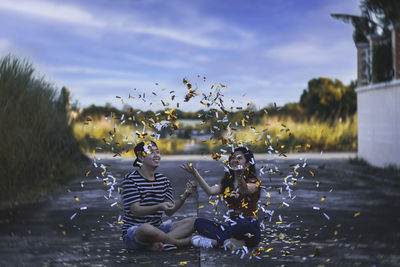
xmin=140 ymin=145 xmax=160 ymax=168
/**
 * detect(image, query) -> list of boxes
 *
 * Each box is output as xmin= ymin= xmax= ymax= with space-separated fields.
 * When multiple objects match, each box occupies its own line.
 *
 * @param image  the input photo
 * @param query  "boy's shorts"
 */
xmin=123 ymin=220 xmax=174 ymax=250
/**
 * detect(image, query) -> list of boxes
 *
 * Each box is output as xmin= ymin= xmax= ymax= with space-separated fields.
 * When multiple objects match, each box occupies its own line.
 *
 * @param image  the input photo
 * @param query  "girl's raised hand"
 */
xmin=180 ymin=163 xmax=198 ymax=176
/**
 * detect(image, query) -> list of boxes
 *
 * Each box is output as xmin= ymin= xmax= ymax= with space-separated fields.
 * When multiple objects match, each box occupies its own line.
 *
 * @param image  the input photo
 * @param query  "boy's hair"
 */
xmin=133 ymin=141 xmax=158 ymax=167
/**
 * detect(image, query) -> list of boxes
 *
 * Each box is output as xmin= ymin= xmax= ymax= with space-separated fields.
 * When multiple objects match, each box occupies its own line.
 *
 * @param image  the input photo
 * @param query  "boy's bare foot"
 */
xmin=176 ymin=236 xmax=193 ymax=247
xmin=149 ymin=241 xmax=164 ymax=251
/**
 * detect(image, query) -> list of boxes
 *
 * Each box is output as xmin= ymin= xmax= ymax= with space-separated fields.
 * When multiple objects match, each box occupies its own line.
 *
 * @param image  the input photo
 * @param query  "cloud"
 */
xmin=0 ymin=39 xmax=13 ymax=56
xmin=263 ymin=40 xmax=353 ymax=65
xmin=0 ymin=0 xmax=104 ymax=27
xmin=0 ymin=38 xmax=33 ymax=59
xmin=46 ymin=65 xmax=143 ymax=77
xmin=224 ymin=74 xmax=271 ymax=89
xmin=125 ymin=55 xmax=188 ymax=69
xmin=0 ymin=0 xmax=252 ymax=49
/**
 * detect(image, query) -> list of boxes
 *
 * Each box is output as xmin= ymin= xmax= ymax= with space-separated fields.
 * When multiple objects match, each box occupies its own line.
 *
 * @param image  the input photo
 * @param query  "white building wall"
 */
xmin=356 ymin=80 xmax=400 ymax=168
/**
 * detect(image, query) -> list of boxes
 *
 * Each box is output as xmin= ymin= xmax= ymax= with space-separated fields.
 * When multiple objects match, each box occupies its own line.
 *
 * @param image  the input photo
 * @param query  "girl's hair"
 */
xmin=219 ymin=147 xmax=257 ymax=194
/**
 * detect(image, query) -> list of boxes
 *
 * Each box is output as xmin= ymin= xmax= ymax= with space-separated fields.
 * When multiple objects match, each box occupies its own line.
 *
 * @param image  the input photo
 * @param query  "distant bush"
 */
xmin=0 ymin=55 xmax=88 ymax=204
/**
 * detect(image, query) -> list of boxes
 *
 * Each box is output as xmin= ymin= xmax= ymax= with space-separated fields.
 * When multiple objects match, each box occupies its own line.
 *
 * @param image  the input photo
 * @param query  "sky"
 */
xmin=0 ymin=0 xmax=361 ymax=111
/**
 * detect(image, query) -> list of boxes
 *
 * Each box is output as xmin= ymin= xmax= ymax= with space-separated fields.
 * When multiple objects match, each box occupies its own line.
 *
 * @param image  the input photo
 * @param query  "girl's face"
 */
xmin=229 ymin=151 xmax=249 ymax=171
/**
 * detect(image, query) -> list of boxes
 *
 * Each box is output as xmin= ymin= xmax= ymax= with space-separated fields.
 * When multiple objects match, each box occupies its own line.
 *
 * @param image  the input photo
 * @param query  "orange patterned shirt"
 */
xmin=223 ymin=177 xmax=260 ymax=219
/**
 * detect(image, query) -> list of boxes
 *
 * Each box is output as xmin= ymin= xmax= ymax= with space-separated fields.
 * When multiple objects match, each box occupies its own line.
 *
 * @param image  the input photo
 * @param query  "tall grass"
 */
xmin=224 ymin=115 xmax=357 ymax=153
xmin=73 ymin=114 xmax=357 ymax=156
xmin=0 ymin=55 xmax=87 ymax=204
xmin=73 ymin=119 xmax=188 ymax=155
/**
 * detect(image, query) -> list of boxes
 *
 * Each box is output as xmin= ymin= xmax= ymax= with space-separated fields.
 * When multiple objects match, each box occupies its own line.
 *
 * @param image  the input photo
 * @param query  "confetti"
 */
xmin=76 ymin=75 xmax=346 ymax=262
xmin=70 ymin=212 xmax=77 ymax=220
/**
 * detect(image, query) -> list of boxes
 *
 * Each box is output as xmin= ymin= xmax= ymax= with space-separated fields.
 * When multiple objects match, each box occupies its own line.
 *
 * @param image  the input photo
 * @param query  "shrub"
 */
xmin=0 ymin=55 xmax=87 ymax=204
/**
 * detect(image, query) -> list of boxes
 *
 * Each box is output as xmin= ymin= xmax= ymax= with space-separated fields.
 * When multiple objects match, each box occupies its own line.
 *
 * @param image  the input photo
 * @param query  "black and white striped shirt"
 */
xmin=121 ymin=170 xmax=174 ymax=235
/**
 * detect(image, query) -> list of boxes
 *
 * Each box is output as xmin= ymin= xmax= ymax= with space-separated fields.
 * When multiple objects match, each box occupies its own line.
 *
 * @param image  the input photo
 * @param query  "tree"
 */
xmin=361 ymin=0 xmax=400 ymax=24
xmin=299 ymin=78 xmax=356 ymax=120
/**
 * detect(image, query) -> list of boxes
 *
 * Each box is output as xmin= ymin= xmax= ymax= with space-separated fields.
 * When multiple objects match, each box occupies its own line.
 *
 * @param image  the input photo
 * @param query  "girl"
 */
xmin=181 ymin=147 xmax=261 ymax=250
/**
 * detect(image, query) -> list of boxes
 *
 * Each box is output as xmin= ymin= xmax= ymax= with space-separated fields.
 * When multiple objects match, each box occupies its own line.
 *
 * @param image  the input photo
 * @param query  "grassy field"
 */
xmin=228 ymin=115 xmax=357 ymax=153
xmin=73 ymin=119 xmax=188 ymax=155
xmin=72 ymin=114 xmax=357 ymax=155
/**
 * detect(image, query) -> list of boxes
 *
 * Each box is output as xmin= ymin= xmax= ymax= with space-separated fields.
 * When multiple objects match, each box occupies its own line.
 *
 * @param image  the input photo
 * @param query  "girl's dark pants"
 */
xmin=194 ymin=217 xmax=260 ymax=248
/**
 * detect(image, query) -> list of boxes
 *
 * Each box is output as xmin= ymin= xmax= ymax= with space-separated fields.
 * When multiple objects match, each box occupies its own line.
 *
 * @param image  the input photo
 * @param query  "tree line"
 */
xmin=76 ymin=77 xmax=357 ymax=124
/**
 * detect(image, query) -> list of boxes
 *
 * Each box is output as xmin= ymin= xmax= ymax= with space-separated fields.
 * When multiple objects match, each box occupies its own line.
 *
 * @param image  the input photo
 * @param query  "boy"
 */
xmin=121 ymin=141 xmax=196 ymax=251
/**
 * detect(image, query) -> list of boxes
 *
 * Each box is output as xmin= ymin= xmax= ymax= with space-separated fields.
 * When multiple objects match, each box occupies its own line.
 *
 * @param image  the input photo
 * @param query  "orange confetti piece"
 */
xmin=212 ymin=152 xmax=221 ymax=161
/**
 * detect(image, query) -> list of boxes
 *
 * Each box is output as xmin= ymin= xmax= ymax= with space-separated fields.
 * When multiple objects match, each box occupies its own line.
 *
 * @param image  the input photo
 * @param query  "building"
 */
xmin=355 ymin=24 xmax=400 ymax=168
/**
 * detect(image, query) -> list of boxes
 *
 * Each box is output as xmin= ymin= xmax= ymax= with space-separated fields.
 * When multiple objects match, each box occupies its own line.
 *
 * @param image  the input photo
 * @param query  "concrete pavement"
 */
xmin=0 ymin=153 xmax=399 ymax=266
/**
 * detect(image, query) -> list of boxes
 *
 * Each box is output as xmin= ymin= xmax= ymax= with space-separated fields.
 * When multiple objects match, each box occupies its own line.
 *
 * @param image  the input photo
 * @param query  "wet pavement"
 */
xmin=0 ymin=153 xmax=399 ymax=266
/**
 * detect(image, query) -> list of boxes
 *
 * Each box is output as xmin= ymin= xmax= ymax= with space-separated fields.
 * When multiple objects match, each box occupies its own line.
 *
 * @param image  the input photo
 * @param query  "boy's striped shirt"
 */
xmin=121 ymin=170 xmax=174 ymax=235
